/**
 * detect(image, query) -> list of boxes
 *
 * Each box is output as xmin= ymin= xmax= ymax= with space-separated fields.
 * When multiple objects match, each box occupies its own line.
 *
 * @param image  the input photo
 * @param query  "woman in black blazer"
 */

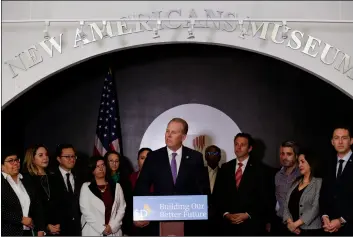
xmin=283 ymin=149 xmax=323 ymax=236
xmin=1 ymin=148 xmax=45 ymax=236
xmin=22 ymin=144 xmax=60 ymax=235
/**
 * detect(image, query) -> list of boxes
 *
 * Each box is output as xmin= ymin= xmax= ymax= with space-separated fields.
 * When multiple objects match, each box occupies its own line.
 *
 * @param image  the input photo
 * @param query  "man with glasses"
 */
xmin=1 ymin=148 xmax=45 ymax=236
xmin=48 ymin=144 xmax=83 ymax=236
xmin=204 ymin=145 xmax=222 ymax=235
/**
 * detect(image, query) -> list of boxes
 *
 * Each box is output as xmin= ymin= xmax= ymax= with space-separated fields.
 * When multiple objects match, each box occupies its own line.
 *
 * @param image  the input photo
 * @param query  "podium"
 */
xmin=133 ymin=195 xmax=207 ymax=236
xmin=160 ymin=221 xmax=184 ymax=236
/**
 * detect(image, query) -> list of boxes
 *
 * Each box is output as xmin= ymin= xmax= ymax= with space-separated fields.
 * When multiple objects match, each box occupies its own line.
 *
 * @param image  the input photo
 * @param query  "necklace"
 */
xmin=98 ymin=183 xmax=107 ymax=193
xmin=40 ymin=175 xmax=51 ymax=200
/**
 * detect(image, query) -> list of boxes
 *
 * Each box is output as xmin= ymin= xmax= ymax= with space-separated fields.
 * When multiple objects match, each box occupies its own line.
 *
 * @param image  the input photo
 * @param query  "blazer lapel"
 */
xmin=237 ymin=157 xmax=254 ymax=191
xmin=89 ymin=180 xmax=103 ymax=201
xmin=73 ymin=173 xmax=80 ymax=196
xmin=339 ymin=153 xmax=353 ymax=181
xmin=87 ymin=181 xmax=105 ymax=214
xmin=21 ymin=176 xmax=34 ymax=201
xmin=301 ymin=178 xmax=315 ymax=196
xmin=2 ymin=175 xmax=22 ymax=211
xmin=228 ymin=159 xmax=237 ymax=188
xmin=175 ymin=146 xmax=189 ymax=187
xmin=162 ymin=147 xmax=175 ymax=186
xmin=55 ymin=167 xmax=69 ymax=193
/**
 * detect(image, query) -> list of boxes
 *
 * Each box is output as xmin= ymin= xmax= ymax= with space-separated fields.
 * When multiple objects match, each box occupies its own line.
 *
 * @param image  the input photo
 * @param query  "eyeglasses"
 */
xmin=60 ymin=155 xmax=77 ymax=160
xmin=96 ymin=164 xmax=106 ymax=169
xmin=206 ymin=152 xmax=220 ymax=156
xmin=4 ymin=158 xmax=21 ymax=164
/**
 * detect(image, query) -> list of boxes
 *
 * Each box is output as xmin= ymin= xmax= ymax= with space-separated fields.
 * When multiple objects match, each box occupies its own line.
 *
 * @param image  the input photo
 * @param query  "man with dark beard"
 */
xmin=270 ymin=141 xmax=301 ymax=235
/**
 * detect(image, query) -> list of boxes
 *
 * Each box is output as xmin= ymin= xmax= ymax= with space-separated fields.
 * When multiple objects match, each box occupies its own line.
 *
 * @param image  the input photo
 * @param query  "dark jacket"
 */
xmin=1 ymin=173 xmax=45 ymax=236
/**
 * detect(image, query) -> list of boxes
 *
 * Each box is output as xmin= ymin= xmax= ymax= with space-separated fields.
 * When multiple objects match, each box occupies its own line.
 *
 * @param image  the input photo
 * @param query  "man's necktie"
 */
xmin=337 ymin=159 xmax=345 ymax=179
xmin=171 ymin=153 xmax=177 ymax=184
xmin=235 ymin=163 xmax=243 ymax=188
xmin=66 ymin=173 xmax=74 ymax=194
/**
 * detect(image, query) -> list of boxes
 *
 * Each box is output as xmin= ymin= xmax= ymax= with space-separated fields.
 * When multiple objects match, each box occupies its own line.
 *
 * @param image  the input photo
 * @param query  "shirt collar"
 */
xmin=2 ymin=172 xmax=23 ymax=180
xmin=280 ymin=165 xmax=299 ymax=175
xmin=208 ymin=166 xmax=219 ymax=173
xmin=59 ymin=165 xmax=71 ymax=177
xmin=337 ymin=150 xmax=352 ymax=163
xmin=237 ymin=156 xmax=249 ymax=167
xmin=167 ymin=146 xmax=182 ymax=158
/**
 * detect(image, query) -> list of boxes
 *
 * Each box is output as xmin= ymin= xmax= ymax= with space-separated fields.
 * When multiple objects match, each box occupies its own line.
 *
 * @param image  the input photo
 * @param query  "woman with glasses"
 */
xmin=283 ymin=149 xmax=323 ymax=236
xmin=130 ymin=148 xmax=152 ymax=191
xmin=104 ymin=151 xmax=133 ymax=235
xmin=80 ymin=156 xmax=126 ymax=236
xmin=22 ymin=144 xmax=60 ymax=235
xmin=1 ymin=148 xmax=45 ymax=236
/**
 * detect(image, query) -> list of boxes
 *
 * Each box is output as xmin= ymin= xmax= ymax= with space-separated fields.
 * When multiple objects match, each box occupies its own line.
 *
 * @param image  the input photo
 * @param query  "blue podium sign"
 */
xmin=133 ymin=195 xmax=208 ymax=221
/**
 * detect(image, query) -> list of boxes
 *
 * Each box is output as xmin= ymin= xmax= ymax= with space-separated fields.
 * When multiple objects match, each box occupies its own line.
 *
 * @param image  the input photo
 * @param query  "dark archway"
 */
xmin=2 ymin=43 xmax=353 ymax=170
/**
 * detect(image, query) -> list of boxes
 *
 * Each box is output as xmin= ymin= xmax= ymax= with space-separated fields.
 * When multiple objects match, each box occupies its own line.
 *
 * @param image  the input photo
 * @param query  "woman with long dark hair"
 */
xmin=79 ymin=156 xmax=126 ymax=236
xmin=283 ymin=149 xmax=323 ymax=235
xmin=104 ymin=151 xmax=133 ymax=235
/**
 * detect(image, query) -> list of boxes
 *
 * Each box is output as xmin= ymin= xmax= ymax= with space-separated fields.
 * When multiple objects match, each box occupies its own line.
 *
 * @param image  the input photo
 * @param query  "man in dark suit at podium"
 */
xmin=134 ymin=118 xmax=210 ymax=236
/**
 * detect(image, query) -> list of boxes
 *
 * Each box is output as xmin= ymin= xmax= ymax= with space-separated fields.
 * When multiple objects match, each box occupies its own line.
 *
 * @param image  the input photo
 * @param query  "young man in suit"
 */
xmin=47 ymin=144 xmax=83 ymax=236
xmin=134 ymin=118 xmax=210 ymax=236
xmin=320 ymin=125 xmax=353 ymax=236
xmin=217 ymin=133 xmax=268 ymax=235
xmin=1 ymin=149 xmax=45 ymax=236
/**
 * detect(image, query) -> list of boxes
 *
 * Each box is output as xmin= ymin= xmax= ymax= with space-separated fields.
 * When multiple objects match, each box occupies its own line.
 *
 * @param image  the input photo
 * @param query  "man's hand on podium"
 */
xmin=134 ymin=221 xmax=150 ymax=228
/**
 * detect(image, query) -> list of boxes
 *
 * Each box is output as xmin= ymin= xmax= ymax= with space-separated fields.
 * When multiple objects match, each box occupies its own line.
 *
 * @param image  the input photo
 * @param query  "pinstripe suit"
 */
xmin=283 ymin=177 xmax=322 ymax=230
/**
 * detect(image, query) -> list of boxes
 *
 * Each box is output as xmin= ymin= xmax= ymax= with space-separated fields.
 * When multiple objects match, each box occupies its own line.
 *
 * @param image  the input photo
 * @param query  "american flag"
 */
xmin=93 ymin=69 xmax=121 ymax=156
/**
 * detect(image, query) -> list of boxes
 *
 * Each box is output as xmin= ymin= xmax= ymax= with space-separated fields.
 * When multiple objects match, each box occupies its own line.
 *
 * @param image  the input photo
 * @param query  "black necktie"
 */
xmin=66 ymin=173 xmax=74 ymax=194
xmin=337 ymin=160 xmax=345 ymax=179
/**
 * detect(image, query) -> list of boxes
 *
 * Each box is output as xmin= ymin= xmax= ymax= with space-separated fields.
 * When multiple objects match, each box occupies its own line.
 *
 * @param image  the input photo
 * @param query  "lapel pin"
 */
xmin=186 ymin=156 xmax=189 ymax=159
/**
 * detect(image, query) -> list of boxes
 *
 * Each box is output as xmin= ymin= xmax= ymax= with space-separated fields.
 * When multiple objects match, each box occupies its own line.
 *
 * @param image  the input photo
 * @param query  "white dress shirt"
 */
xmin=59 ymin=166 xmax=75 ymax=192
xmin=235 ymin=156 xmax=250 ymax=173
xmin=2 ymin=172 xmax=31 ymax=230
xmin=224 ymin=156 xmax=251 ymax=217
xmin=336 ymin=150 xmax=352 ymax=177
xmin=208 ymin=166 xmax=219 ymax=194
xmin=167 ymin=146 xmax=182 ymax=174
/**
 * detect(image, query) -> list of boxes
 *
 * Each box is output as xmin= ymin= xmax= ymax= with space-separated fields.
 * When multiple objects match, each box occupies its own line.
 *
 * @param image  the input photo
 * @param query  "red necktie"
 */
xmin=235 ymin=163 xmax=243 ymax=188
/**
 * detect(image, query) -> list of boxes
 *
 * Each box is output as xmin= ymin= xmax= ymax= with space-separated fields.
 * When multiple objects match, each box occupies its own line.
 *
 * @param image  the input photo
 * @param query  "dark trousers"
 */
xmin=23 ymin=230 xmax=33 ymax=236
xmin=298 ymin=229 xmax=324 ymax=236
xmin=271 ymin=215 xmax=289 ymax=236
xmin=60 ymin=219 xmax=81 ymax=236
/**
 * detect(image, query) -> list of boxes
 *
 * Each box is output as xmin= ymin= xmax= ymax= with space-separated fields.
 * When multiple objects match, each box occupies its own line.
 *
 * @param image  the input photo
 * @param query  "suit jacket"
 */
xmin=80 ymin=181 xmax=126 ymax=236
xmin=134 ymin=146 xmax=210 ymax=235
xmin=48 ymin=167 xmax=83 ymax=236
xmin=134 ymin=146 xmax=210 ymax=196
xmin=283 ymin=177 xmax=322 ymax=229
xmin=205 ymin=166 xmax=223 ymax=235
xmin=320 ymin=152 xmax=353 ymax=235
xmin=216 ymin=157 xmax=267 ymax=235
xmin=1 ymin=174 xmax=45 ymax=236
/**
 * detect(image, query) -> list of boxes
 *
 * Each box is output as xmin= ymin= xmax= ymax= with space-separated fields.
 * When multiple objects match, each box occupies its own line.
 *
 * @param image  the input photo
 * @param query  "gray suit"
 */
xmin=283 ymin=177 xmax=322 ymax=230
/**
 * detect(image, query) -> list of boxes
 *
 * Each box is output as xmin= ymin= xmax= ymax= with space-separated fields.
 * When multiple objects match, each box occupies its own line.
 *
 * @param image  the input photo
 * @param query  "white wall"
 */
xmin=2 ymin=1 xmax=353 ymax=107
